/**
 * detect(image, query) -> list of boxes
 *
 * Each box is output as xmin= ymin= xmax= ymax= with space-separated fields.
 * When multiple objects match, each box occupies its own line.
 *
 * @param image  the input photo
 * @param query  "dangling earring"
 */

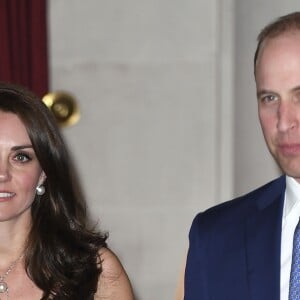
xmin=36 ymin=185 xmax=45 ymax=196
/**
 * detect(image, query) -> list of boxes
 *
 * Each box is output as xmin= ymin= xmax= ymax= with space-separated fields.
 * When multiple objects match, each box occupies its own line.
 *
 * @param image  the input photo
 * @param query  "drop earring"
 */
xmin=36 ymin=185 xmax=45 ymax=196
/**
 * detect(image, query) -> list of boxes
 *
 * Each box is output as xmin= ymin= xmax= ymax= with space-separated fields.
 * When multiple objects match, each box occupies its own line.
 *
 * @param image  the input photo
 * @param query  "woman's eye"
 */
xmin=293 ymin=90 xmax=300 ymax=102
xmin=14 ymin=153 xmax=31 ymax=162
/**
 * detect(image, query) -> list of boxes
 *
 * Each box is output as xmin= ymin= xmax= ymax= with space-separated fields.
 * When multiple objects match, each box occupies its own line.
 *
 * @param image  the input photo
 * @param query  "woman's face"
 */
xmin=0 ymin=111 xmax=45 ymax=223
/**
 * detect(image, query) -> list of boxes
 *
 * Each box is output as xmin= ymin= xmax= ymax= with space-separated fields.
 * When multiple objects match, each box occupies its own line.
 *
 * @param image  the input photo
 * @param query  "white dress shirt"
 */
xmin=280 ymin=176 xmax=300 ymax=300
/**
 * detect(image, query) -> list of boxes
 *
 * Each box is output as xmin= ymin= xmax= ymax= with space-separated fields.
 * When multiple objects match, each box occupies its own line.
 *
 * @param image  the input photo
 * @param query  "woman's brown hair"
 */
xmin=0 ymin=82 xmax=107 ymax=299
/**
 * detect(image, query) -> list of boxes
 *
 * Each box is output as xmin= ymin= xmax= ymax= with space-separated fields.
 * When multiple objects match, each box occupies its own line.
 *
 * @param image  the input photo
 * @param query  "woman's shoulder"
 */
xmin=95 ymin=247 xmax=134 ymax=300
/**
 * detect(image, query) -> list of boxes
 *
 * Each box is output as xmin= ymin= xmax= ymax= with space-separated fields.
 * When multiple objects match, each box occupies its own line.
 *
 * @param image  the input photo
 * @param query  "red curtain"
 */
xmin=0 ymin=0 xmax=48 ymax=97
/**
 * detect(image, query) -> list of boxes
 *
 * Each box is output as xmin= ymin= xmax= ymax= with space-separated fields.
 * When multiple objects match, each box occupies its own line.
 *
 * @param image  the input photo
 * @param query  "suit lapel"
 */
xmin=246 ymin=176 xmax=285 ymax=300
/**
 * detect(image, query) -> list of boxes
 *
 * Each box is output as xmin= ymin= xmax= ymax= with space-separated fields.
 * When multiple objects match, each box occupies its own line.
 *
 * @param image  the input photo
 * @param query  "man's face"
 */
xmin=256 ymin=31 xmax=300 ymax=182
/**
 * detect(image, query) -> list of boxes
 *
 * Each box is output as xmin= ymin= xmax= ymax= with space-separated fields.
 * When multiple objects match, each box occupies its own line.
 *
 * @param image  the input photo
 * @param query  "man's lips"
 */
xmin=278 ymin=143 xmax=300 ymax=155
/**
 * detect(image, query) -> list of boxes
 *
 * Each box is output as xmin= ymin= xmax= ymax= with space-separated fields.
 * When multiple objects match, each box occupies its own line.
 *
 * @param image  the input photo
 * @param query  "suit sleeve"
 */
xmin=184 ymin=213 xmax=209 ymax=300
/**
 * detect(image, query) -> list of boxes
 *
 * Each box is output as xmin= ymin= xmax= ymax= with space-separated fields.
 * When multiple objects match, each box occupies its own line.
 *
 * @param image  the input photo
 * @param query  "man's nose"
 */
xmin=277 ymin=101 xmax=298 ymax=132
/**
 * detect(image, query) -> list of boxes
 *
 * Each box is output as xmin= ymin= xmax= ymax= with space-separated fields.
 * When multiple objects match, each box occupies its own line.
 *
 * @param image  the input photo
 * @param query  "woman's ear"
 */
xmin=38 ymin=171 xmax=47 ymax=186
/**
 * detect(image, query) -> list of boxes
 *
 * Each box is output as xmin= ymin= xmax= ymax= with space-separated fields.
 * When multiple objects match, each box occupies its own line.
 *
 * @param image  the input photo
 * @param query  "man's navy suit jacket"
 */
xmin=184 ymin=175 xmax=286 ymax=300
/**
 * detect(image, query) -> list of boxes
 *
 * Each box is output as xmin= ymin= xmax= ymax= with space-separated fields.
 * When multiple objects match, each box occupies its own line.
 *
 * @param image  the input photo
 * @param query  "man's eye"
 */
xmin=262 ymin=95 xmax=277 ymax=103
xmin=14 ymin=153 xmax=31 ymax=162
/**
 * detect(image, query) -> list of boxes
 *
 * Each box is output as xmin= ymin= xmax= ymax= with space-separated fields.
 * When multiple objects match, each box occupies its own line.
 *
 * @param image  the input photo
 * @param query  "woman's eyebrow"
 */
xmin=11 ymin=145 xmax=33 ymax=151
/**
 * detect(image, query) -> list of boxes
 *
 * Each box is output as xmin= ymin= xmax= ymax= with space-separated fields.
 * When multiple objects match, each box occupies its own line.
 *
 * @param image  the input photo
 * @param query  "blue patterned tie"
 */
xmin=289 ymin=219 xmax=300 ymax=299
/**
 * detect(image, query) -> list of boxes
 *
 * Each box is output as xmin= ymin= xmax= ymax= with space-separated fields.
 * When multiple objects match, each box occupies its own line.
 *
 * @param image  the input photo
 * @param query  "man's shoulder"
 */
xmin=224 ymin=175 xmax=285 ymax=209
xmin=191 ymin=175 xmax=285 ymax=229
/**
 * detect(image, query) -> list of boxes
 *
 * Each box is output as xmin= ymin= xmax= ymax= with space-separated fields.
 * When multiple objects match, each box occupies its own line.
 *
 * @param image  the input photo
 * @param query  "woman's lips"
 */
xmin=0 ymin=192 xmax=15 ymax=200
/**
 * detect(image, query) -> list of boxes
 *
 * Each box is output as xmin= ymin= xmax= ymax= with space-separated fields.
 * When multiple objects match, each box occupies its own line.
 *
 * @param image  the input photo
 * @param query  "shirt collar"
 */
xmin=284 ymin=175 xmax=300 ymax=218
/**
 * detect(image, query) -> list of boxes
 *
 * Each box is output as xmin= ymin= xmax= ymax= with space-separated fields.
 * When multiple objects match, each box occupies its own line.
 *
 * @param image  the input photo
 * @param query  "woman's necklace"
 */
xmin=0 ymin=254 xmax=24 ymax=300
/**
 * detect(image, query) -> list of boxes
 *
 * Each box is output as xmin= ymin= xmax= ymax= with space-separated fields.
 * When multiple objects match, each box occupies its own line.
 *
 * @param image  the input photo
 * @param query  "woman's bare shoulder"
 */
xmin=95 ymin=247 xmax=134 ymax=300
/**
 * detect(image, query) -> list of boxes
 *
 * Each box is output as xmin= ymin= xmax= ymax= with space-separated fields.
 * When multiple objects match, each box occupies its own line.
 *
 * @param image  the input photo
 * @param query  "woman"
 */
xmin=0 ymin=82 xmax=134 ymax=299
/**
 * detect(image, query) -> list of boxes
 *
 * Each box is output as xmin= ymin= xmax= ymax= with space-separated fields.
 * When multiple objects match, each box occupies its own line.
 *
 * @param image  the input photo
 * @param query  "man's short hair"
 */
xmin=254 ymin=12 xmax=300 ymax=71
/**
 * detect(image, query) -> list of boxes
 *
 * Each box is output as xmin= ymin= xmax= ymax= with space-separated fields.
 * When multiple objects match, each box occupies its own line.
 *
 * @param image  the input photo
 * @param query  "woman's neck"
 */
xmin=0 ymin=217 xmax=30 ymax=265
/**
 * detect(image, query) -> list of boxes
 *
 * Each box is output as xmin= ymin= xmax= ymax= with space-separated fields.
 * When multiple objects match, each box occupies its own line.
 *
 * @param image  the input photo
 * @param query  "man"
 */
xmin=184 ymin=12 xmax=300 ymax=300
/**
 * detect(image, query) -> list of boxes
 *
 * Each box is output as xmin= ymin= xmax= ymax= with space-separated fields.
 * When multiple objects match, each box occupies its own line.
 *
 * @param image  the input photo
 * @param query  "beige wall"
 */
xmin=49 ymin=1 xmax=300 ymax=299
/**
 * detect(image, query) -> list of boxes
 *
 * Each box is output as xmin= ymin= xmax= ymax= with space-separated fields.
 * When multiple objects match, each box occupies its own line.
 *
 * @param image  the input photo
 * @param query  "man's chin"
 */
xmin=279 ymin=165 xmax=300 ymax=180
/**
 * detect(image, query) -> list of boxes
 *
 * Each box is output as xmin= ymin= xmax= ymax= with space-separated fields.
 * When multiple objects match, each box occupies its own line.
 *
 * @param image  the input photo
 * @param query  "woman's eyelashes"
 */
xmin=13 ymin=152 xmax=33 ymax=163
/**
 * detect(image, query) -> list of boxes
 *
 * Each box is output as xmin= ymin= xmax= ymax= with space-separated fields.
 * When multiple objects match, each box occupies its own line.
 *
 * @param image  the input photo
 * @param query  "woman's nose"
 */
xmin=0 ymin=161 xmax=10 ymax=182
